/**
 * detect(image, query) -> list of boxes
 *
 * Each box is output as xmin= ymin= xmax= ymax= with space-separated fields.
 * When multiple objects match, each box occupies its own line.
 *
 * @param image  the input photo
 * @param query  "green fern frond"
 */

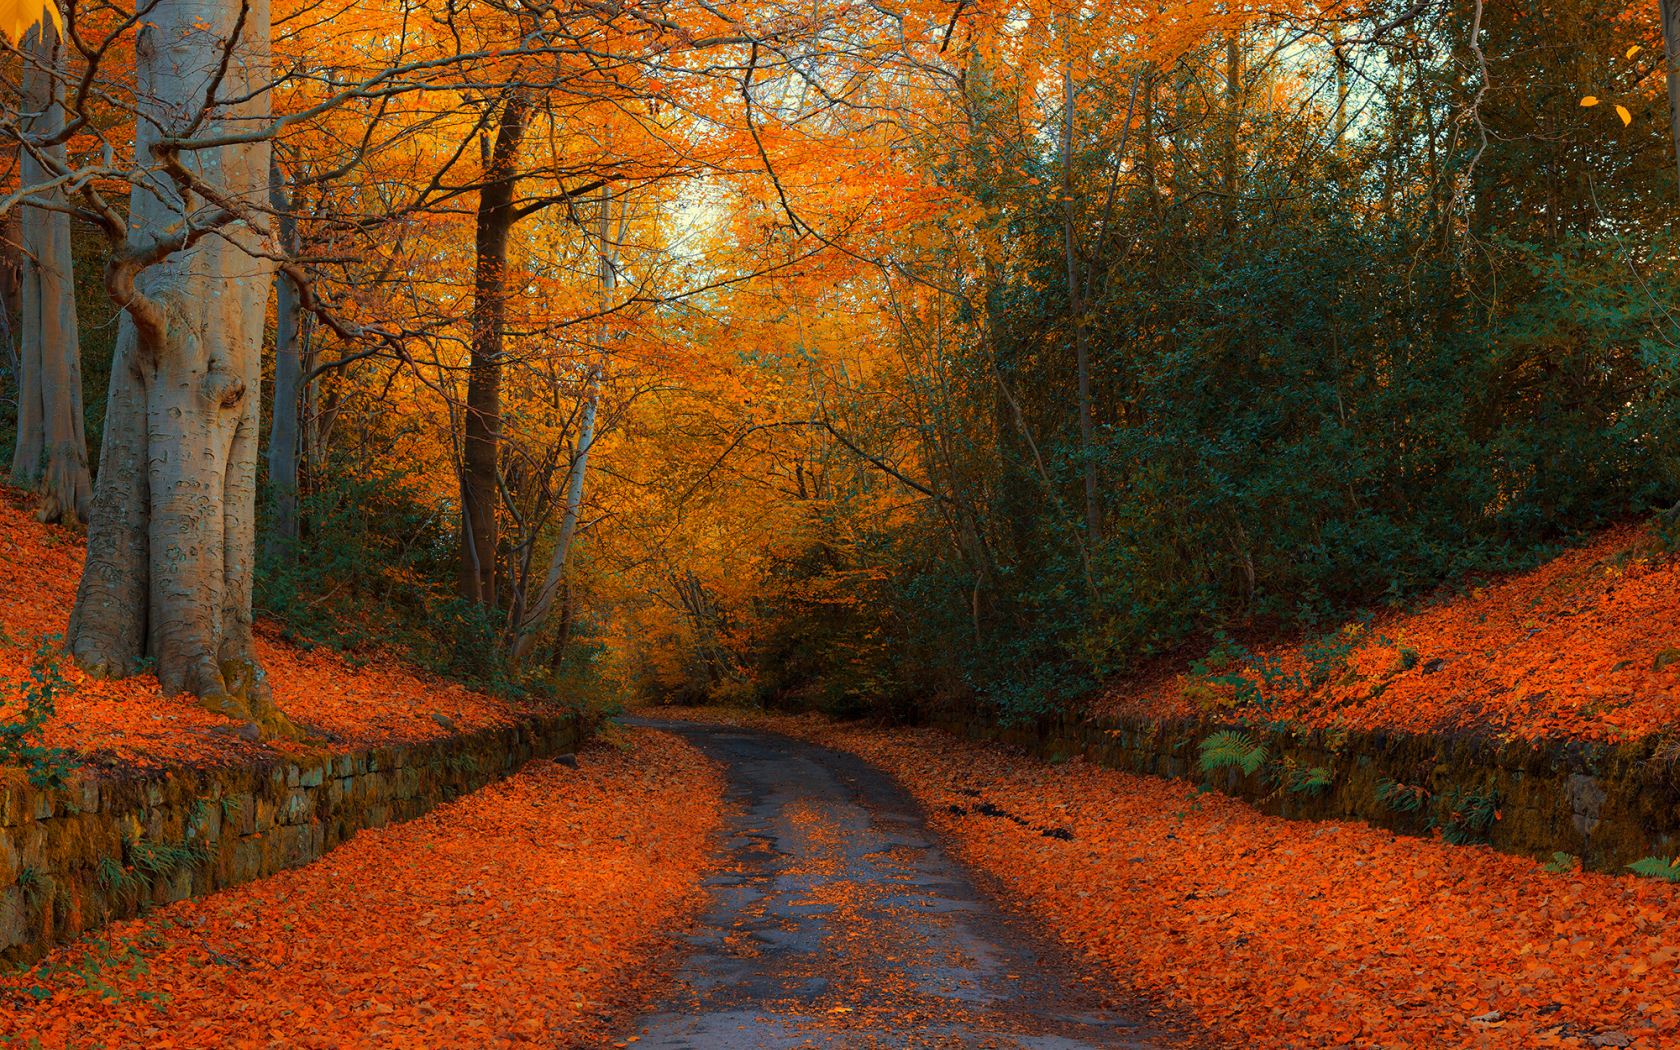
xmin=1628 ymin=856 xmax=1680 ymax=882
xmin=1197 ymin=731 xmax=1270 ymax=777
xmin=1542 ymin=851 xmax=1579 ymax=874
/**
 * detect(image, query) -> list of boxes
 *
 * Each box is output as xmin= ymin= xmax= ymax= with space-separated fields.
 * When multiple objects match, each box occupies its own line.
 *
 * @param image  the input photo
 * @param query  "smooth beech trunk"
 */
xmin=67 ymin=0 xmax=296 ymax=737
xmin=10 ymin=22 xmax=91 ymax=525
xmin=264 ymin=159 xmax=302 ymax=560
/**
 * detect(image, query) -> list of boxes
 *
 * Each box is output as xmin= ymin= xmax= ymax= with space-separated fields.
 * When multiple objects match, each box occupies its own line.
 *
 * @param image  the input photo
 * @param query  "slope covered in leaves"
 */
xmin=0 ymin=729 xmax=723 ymax=1049
xmin=672 ymin=710 xmax=1680 ymax=1049
xmin=0 ymin=489 xmax=533 ymax=771
xmin=1099 ymin=524 xmax=1680 ymax=743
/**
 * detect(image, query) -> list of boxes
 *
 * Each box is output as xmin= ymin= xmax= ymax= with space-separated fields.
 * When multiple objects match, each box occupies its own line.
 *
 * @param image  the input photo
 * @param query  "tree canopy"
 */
xmin=0 ymin=0 xmax=1674 ymax=724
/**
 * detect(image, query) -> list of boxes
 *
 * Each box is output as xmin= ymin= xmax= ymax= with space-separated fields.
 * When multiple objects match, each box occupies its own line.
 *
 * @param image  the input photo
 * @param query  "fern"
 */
xmin=17 ymin=867 xmax=44 ymax=910
xmin=1436 ymin=785 xmax=1501 ymax=845
xmin=97 ymin=855 xmax=137 ymax=896
xmin=1197 ymin=731 xmax=1270 ymax=777
xmin=1542 ymin=851 xmax=1579 ymax=874
xmin=128 ymin=839 xmax=208 ymax=880
xmin=1288 ymin=764 xmax=1334 ymax=795
xmin=1628 ymin=856 xmax=1680 ymax=883
xmin=1376 ymin=778 xmax=1429 ymax=813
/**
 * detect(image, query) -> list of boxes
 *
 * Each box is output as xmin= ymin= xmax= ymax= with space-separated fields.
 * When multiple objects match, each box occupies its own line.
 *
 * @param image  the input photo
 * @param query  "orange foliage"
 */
xmin=713 ymin=712 xmax=1680 ymax=1049
xmin=0 ymin=491 xmax=533 ymax=771
xmin=0 ymin=730 xmax=723 ymax=1049
xmin=1101 ymin=525 xmax=1680 ymax=743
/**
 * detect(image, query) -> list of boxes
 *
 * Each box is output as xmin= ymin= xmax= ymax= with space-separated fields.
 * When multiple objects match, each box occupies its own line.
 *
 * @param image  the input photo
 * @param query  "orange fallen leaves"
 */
xmin=0 ymin=730 xmax=724 ymax=1049
xmin=711 ymin=713 xmax=1680 ymax=1049
xmin=1101 ymin=523 xmax=1680 ymax=744
xmin=0 ymin=490 xmax=534 ymax=770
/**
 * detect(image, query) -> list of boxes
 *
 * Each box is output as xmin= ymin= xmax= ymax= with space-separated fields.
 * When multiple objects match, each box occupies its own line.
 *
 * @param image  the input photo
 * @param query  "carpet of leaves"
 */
xmin=1099 ymin=523 xmax=1680 ymax=743
xmin=0 ymin=490 xmax=532 ymax=770
xmin=653 ymin=708 xmax=1680 ymax=1049
xmin=0 ymin=729 xmax=723 ymax=1050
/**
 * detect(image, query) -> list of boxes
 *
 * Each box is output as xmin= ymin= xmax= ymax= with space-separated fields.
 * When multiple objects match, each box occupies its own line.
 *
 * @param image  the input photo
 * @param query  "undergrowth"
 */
xmin=0 ymin=635 xmax=78 ymax=789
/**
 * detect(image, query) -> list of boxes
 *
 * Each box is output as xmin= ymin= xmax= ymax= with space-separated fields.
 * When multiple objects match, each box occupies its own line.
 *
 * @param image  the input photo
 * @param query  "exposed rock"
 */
xmin=1588 ymin=1031 xmax=1632 ymax=1047
xmin=237 ymin=723 xmax=262 ymax=743
xmin=1654 ymin=648 xmax=1680 ymax=673
xmin=431 ymin=712 xmax=457 ymax=732
xmin=555 ymin=753 xmax=579 ymax=769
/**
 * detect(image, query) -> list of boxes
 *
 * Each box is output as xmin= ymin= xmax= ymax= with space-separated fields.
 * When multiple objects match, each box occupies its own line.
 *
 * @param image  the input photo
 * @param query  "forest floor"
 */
xmin=1095 ymin=522 xmax=1680 ymax=744
xmin=0 ymin=488 xmax=537 ymax=774
xmin=0 ymin=728 xmax=723 ymax=1050
xmin=639 ymin=706 xmax=1680 ymax=1050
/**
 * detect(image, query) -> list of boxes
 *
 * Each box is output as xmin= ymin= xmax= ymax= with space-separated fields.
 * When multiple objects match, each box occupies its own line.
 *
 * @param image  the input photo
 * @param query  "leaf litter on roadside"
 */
xmin=0 ymin=729 xmax=724 ymax=1050
xmin=660 ymin=709 xmax=1680 ymax=1050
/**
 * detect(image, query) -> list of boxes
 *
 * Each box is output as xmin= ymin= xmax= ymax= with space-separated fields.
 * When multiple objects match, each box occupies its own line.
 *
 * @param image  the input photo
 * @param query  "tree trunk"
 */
xmin=264 ymin=158 xmax=302 ymax=560
xmin=1662 ymin=0 xmax=1680 ymax=202
xmin=509 ymin=372 xmax=598 ymax=667
xmin=67 ymin=0 xmax=297 ymax=738
xmin=1062 ymin=70 xmax=1100 ymax=541
xmin=1223 ymin=28 xmax=1241 ymax=233
xmin=1333 ymin=24 xmax=1349 ymax=154
xmin=9 ymin=21 xmax=90 ymax=525
xmin=459 ymin=95 xmax=528 ymax=606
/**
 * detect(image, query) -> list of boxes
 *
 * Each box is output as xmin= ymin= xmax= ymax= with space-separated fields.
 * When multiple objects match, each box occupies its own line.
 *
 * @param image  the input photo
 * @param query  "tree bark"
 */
xmin=9 ymin=21 xmax=90 ymax=525
xmin=1062 ymin=70 xmax=1100 ymax=541
xmin=1662 ymin=0 xmax=1680 ymax=202
xmin=509 ymin=371 xmax=598 ymax=667
xmin=1223 ymin=28 xmax=1241 ymax=234
xmin=67 ymin=0 xmax=297 ymax=738
xmin=459 ymin=94 xmax=528 ymax=606
xmin=1333 ymin=24 xmax=1349 ymax=154
xmin=264 ymin=157 xmax=302 ymax=560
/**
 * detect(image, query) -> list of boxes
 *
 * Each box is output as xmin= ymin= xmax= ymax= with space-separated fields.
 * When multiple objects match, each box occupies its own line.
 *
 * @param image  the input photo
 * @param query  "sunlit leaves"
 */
xmin=0 ymin=0 xmax=61 ymax=42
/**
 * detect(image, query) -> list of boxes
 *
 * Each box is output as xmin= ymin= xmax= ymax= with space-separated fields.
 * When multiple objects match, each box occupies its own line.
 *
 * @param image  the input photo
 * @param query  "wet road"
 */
xmin=619 ymin=718 xmax=1199 ymax=1050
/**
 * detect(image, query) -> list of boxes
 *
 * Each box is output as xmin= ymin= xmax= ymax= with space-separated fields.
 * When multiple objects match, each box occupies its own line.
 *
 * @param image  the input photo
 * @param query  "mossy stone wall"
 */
xmin=923 ymin=706 xmax=1680 ymax=875
xmin=0 ymin=715 xmax=579 ymax=967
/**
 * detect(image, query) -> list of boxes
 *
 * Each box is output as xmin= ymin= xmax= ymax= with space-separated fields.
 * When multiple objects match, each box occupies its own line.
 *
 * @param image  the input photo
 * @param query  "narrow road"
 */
xmin=620 ymin=718 xmax=1202 ymax=1050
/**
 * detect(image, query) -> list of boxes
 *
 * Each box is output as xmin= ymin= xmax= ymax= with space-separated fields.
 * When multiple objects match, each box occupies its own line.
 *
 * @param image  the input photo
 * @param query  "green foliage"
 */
xmin=96 ymin=854 xmax=135 ymax=897
xmin=1376 ymin=778 xmax=1430 ymax=814
xmin=1543 ymin=852 xmax=1580 ymax=874
xmin=1627 ymin=857 xmax=1680 ymax=883
xmin=427 ymin=597 xmax=526 ymax=697
xmin=779 ymin=43 xmax=1680 ymax=724
xmin=127 ymin=838 xmax=208 ymax=881
xmin=12 ymin=930 xmax=171 ymax=1009
xmin=1302 ymin=619 xmax=1371 ymax=687
xmin=16 ymin=867 xmax=44 ymax=910
xmin=1197 ymin=731 xmax=1270 ymax=778
xmin=256 ymin=452 xmax=452 ymax=655
xmin=1433 ymin=785 xmax=1503 ymax=846
xmin=1 ymin=635 xmax=79 ymax=789
xmin=1286 ymin=764 xmax=1334 ymax=796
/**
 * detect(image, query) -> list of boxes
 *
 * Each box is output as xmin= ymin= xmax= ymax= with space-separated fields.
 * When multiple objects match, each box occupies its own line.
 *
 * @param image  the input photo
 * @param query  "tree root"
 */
xmin=197 ymin=658 xmax=304 ymax=742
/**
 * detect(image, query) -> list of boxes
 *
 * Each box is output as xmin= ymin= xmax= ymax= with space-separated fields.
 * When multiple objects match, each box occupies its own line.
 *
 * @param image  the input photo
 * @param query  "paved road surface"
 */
xmin=617 ymin=718 xmax=1204 ymax=1050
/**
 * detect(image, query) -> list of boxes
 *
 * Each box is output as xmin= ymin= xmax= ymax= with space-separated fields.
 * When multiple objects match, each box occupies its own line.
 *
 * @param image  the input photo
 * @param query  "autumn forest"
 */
xmin=2 ymin=0 xmax=1680 ymax=1045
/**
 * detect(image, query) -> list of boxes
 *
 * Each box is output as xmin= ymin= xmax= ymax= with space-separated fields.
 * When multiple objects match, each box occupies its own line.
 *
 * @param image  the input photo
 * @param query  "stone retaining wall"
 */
xmin=0 ymin=714 xmax=579 ymax=966
xmin=924 ymin=705 xmax=1680 ymax=875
